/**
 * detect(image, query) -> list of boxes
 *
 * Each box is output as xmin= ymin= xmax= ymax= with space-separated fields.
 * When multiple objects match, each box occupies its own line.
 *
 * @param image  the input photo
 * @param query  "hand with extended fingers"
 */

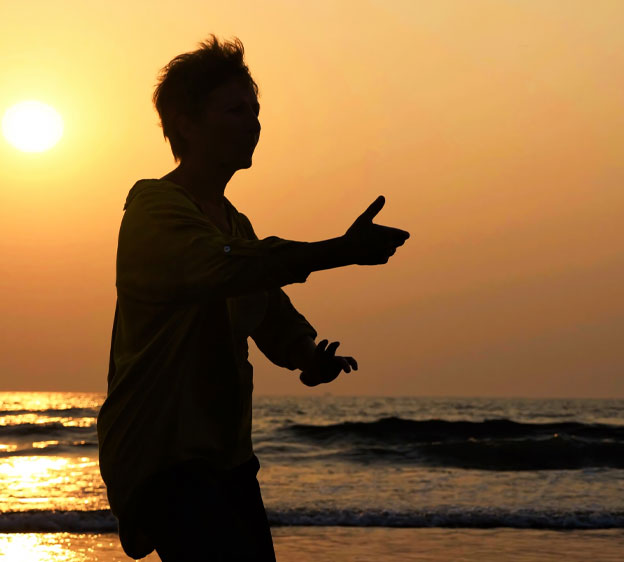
xmin=299 ymin=339 xmax=358 ymax=387
xmin=344 ymin=195 xmax=410 ymax=265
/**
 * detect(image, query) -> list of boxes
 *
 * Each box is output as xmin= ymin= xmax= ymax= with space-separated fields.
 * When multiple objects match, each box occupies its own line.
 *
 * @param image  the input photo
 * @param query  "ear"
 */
xmin=174 ymin=113 xmax=197 ymax=144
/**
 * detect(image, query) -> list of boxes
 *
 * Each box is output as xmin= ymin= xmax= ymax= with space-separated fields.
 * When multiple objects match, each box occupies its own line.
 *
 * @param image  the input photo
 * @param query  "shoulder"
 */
xmin=123 ymin=179 xmax=200 ymax=213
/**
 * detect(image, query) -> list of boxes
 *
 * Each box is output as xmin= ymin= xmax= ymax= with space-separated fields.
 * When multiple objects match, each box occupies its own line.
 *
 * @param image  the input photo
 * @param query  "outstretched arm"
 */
xmin=119 ymin=187 xmax=409 ymax=304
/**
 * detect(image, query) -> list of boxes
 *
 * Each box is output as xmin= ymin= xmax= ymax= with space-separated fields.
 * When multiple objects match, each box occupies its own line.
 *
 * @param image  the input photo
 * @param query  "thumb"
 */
xmin=357 ymin=195 xmax=385 ymax=224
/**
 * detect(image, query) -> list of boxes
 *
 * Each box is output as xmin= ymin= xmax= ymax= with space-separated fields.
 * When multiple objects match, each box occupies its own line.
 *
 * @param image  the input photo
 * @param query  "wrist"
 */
xmin=301 ymin=237 xmax=354 ymax=272
xmin=288 ymin=336 xmax=317 ymax=371
xmin=300 ymin=370 xmax=319 ymax=387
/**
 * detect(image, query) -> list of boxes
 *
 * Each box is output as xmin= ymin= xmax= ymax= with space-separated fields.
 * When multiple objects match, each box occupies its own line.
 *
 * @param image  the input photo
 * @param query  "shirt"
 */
xmin=96 ymin=179 xmax=317 ymax=556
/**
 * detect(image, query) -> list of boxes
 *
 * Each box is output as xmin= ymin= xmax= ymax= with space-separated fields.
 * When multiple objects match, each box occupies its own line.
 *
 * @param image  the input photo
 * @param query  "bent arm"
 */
xmin=250 ymin=288 xmax=317 ymax=370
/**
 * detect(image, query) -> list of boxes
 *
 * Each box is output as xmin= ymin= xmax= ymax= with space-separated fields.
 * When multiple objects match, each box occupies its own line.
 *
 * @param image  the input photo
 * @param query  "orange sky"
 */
xmin=1 ymin=1 xmax=622 ymax=397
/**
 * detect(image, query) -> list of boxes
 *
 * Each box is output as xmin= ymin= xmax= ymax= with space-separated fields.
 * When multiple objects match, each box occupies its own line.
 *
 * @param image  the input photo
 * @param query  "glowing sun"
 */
xmin=2 ymin=100 xmax=64 ymax=153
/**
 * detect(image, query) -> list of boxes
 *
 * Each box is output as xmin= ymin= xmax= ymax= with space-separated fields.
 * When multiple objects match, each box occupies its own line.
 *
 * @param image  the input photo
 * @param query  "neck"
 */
xmin=161 ymin=159 xmax=235 ymax=208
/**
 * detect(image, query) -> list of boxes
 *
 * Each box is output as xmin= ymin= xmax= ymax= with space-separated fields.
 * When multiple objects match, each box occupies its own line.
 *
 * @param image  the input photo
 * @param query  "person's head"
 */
xmin=153 ymin=35 xmax=260 ymax=168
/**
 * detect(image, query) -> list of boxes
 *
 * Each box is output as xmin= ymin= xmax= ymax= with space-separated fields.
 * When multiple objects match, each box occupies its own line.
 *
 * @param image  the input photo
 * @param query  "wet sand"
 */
xmin=1 ymin=528 xmax=623 ymax=561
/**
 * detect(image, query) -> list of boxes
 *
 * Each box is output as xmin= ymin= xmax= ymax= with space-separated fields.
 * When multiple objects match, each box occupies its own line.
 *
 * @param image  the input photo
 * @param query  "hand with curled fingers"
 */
xmin=299 ymin=339 xmax=358 ymax=387
xmin=343 ymin=195 xmax=410 ymax=265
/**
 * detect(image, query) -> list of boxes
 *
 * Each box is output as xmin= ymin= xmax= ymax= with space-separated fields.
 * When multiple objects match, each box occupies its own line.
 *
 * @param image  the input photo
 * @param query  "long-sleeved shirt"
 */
xmin=97 ymin=178 xmax=317 ymax=556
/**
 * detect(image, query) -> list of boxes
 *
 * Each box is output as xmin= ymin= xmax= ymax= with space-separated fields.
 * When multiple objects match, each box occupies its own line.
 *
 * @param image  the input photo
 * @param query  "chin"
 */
xmin=239 ymin=156 xmax=253 ymax=169
xmin=227 ymin=151 xmax=254 ymax=172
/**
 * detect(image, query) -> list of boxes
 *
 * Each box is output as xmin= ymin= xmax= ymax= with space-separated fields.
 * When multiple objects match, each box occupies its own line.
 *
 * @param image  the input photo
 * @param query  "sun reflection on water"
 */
xmin=0 ymin=392 xmax=103 ymax=412
xmin=0 ymin=455 xmax=69 ymax=481
xmin=0 ymin=532 xmax=162 ymax=561
xmin=0 ymin=533 xmax=80 ymax=561
xmin=0 ymin=456 xmax=107 ymax=512
xmin=0 ymin=414 xmax=96 ymax=427
xmin=32 ymin=441 xmax=61 ymax=449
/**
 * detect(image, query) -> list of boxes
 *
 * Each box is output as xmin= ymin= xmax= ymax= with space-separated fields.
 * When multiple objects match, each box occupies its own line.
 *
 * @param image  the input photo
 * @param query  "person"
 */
xmin=97 ymin=35 xmax=410 ymax=561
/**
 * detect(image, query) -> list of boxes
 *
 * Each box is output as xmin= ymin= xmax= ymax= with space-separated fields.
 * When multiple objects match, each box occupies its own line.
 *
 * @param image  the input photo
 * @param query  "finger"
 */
xmin=391 ymin=229 xmax=411 ymax=243
xmin=375 ymin=225 xmax=410 ymax=246
xmin=347 ymin=357 xmax=358 ymax=370
xmin=316 ymin=340 xmax=329 ymax=354
xmin=394 ymin=234 xmax=409 ymax=246
xmin=337 ymin=357 xmax=351 ymax=373
xmin=357 ymin=195 xmax=385 ymax=224
xmin=376 ymin=225 xmax=410 ymax=237
xmin=326 ymin=341 xmax=340 ymax=356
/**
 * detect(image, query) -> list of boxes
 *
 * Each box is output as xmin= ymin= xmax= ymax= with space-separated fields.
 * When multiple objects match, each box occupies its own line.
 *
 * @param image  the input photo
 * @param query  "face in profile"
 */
xmin=181 ymin=77 xmax=261 ymax=172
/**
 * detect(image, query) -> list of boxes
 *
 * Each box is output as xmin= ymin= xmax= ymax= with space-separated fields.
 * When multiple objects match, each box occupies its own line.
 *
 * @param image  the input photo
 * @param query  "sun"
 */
xmin=2 ymin=100 xmax=64 ymax=153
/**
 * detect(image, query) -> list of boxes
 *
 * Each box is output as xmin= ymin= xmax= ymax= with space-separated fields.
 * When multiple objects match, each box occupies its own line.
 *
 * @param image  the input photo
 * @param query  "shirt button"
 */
xmin=224 ymin=245 xmax=231 ymax=253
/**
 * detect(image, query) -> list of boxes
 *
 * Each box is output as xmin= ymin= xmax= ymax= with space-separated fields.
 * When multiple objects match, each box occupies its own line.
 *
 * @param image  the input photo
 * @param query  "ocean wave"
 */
xmin=0 ymin=510 xmax=116 ymax=533
xmin=0 ymin=422 xmax=95 ymax=438
xmin=285 ymin=417 xmax=624 ymax=470
xmin=0 ymin=441 xmax=98 ymax=458
xmin=269 ymin=507 xmax=624 ymax=529
xmin=0 ymin=407 xmax=98 ymax=418
xmin=286 ymin=417 xmax=624 ymax=443
xmin=1 ymin=507 xmax=622 ymax=532
xmin=0 ymin=422 xmax=97 ymax=457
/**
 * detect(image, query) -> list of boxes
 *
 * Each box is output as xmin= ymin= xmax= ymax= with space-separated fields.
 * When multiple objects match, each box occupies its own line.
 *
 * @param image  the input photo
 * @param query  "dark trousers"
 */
xmin=134 ymin=454 xmax=276 ymax=561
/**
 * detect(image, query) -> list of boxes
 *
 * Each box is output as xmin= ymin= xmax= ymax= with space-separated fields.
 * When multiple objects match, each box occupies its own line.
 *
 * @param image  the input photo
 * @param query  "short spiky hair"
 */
xmin=153 ymin=35 xmax=259 ymax=162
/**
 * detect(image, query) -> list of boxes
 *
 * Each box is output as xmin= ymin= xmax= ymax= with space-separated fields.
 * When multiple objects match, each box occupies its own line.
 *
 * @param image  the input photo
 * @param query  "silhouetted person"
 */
xmin=97 ymin=35 xmax=409 ymax=561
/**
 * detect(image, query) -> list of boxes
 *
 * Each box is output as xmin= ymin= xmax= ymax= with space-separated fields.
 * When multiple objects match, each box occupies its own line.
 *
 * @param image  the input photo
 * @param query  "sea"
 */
xmin=0 ymin=392 xmax=623 ymax=561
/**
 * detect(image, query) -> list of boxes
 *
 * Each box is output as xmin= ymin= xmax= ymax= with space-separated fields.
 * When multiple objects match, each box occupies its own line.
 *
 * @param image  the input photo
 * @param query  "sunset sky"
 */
xmin=1 ymin=1 xmax=622 ymax=397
